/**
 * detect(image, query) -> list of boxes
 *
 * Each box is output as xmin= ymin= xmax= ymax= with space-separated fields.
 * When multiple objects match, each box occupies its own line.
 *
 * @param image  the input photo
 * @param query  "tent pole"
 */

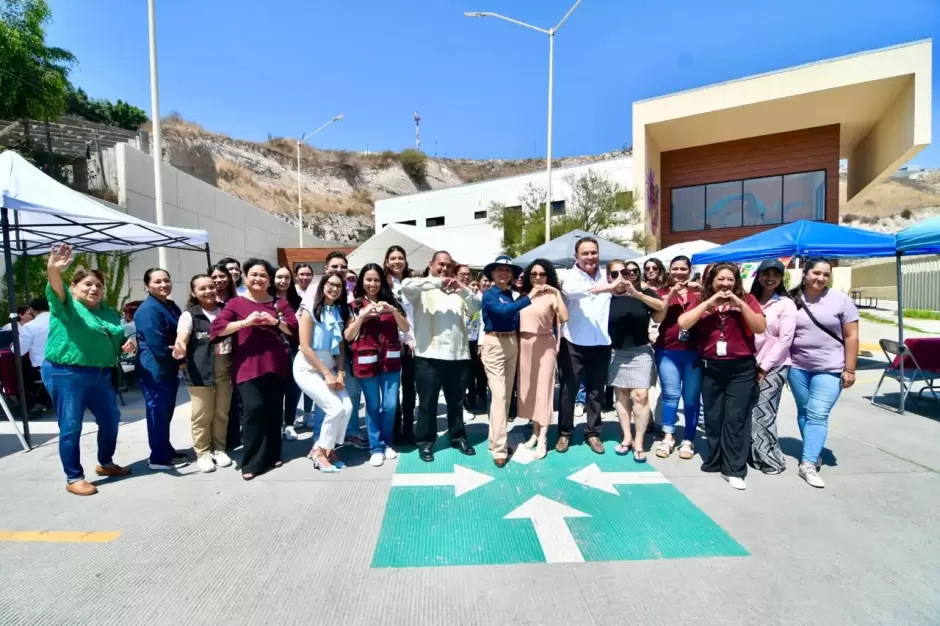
xmin=204 ymin=244 xmax=212 ymax=270
xmin=896 ymin=252 xmax=905 ymax=413
xmin=22 ymin=256 xmax=28 ymax=304
xmin=1 ymin=208 xmax=32 ymax=448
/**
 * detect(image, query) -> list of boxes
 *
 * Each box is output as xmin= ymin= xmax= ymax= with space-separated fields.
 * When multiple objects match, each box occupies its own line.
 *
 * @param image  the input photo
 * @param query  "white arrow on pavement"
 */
xmin=391 ymin=464 xmax=494 ymax=497
xmin=504 ymin=495 xmax=590 ymax=563
xmin=567 ymin=463 xmax=670 ymax=495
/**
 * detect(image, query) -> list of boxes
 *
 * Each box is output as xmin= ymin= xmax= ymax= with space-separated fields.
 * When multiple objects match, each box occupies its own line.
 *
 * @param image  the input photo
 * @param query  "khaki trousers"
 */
xmin=482 ymin=333 xmax=518 ymax=460
xmin=188 ymin=353 xmax=233 ymax=455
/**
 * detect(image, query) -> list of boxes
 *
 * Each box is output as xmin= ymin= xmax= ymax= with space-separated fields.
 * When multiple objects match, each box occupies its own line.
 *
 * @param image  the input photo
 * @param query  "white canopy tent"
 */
xmin=634 ymin=240 xmax=717 ymax=267
xmin=0 ymin=150 xmax=211 ymax=451
xmin=348 ymin=223 xmax=502 ymax=271
xmin=0 ymin=151 xmax=208 ymax=254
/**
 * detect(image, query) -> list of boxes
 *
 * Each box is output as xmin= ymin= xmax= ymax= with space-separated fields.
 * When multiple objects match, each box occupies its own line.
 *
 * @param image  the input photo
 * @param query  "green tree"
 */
xmin=398 ymin=149 xmax=428 ymax=182
xmin=0 ymin=0 xmax=75 ymax=122
xmin=65 ymin=85 xmax=149 ymax=130
xmin=487 ymin=168 xmax=642 ymax=256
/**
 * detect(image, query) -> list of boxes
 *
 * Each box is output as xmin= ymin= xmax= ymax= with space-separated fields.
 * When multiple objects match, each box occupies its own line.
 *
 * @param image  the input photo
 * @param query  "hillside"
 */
xmin=155 ymin=116 xmax=939 ymax=243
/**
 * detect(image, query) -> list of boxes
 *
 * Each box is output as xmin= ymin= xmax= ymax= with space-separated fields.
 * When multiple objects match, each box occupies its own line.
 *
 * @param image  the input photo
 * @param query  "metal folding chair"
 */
xmin=871 ymin=339 xmax=940 ymax=414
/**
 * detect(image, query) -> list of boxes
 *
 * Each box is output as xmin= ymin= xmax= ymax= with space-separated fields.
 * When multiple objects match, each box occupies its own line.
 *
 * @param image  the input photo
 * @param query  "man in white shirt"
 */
xmin=402 ymin=250 xmax=482 ymax=462
xmin=18 ymin=298 xmax=51 ymax=409
xmin=558 ymin=237 xmax=618 ymax=455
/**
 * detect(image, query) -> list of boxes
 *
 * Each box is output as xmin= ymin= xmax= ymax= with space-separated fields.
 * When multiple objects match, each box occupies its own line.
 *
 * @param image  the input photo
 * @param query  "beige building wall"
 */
xmin=116 ymin=143 xmax=301 ymax=301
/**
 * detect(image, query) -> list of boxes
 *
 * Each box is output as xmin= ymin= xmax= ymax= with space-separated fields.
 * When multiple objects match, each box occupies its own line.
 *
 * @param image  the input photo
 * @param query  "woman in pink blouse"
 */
xmin=749 ymin=259 xmax=796 ymax=475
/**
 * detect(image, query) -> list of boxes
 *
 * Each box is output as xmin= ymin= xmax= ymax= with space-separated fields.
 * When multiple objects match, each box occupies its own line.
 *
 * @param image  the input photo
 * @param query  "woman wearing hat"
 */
xmin=480 ymin=255 xmax=552 ymax=467
xmin=748 ymin=259 xmax=796 ymax=475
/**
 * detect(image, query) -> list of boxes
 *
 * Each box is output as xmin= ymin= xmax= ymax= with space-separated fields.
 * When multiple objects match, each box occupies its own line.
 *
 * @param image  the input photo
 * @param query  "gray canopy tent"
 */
xmin=512 ymin=229 xmax=640 ymax=268
xmin=0 ymin=150 xmax=210 ymax=451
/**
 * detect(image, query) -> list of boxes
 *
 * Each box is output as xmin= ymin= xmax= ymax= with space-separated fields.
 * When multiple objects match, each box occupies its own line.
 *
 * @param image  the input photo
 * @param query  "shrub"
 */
xmin=398 ymin=149 xmax=428 ymax=181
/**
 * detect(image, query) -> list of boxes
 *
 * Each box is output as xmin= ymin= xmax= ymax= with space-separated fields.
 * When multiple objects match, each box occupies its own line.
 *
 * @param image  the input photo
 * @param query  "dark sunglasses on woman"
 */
xmin=610 ymin=268 xmax=638 ymax=279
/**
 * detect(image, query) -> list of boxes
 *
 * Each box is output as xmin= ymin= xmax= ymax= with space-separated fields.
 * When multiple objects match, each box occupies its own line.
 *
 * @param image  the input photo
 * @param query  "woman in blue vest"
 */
xmin=172 ymin=274 xmax=234 ymax=473
xmin=345 ymin=263 xmax=410 ymax=468
xmin=134 ymin=268 xmax=187 ymax=471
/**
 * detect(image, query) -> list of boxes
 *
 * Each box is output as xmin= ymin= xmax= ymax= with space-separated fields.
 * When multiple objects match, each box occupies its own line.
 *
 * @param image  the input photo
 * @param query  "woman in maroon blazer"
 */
xmin=211 ymin=258 xmax=298 ymax=480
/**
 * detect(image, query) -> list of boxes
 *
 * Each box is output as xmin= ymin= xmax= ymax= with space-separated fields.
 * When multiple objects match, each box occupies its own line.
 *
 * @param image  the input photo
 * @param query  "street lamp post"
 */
xmin=147 ymin=0 xmax=166 ymax=268
xmin=465 ymin=1 xmax=581 ymax=244
xmin=296 ymin=114 xmax=344 ymax=247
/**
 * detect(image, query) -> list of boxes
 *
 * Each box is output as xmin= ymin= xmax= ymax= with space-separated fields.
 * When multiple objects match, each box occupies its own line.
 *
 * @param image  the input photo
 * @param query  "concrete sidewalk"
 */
xmin=0 ymin=370 xmax=938 ymax=625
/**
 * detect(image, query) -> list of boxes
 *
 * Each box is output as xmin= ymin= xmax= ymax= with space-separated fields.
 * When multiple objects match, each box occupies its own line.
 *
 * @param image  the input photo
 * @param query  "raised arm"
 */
xmin=46 ymin=243 xmax=74 ymax=305
xmin=401 ymin=277 xmax=442 ymax=302
xmin=211 ymin=303 xmax=258 ymax=339
xmin=482 ymin=289 xmax=531 ymax=317
xmin=171 ymin=311 xmax=194 ymax=360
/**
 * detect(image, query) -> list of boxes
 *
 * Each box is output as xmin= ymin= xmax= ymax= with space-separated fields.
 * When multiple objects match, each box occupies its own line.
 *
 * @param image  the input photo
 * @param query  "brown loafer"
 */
xmin=555 ymin=435 xmax=570 ymax=454
xmin=494 ymin=458 xmax=508 ymax=468
xmin=586 ymin=436 xmax=606 ymax=455
xmin=95 ymin=464 xmax=131 ymax=477
xmin=66 ymin=480 xmax=98 ymax=496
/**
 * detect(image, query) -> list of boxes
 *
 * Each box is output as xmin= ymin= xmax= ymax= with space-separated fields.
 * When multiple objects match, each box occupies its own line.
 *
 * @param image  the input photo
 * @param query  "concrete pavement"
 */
xmin=0 ymin=318 xmax=938 ymax=625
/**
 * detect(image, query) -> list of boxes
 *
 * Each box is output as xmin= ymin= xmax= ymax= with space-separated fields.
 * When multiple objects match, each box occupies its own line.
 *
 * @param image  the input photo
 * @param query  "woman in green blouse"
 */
xmin=41 ymin=243 xmax=135 ymax=496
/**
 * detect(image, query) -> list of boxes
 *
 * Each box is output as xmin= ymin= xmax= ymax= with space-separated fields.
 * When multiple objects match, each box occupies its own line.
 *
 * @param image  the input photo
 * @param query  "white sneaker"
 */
xmin=799 ymin=462 xmax=825 ymax=488
xmin=283 ymin=426 xmax=298 ymax=441
xmin=292 ymin=415 xmax=305 ymax=429
xmin=574 ymin=403 xmax=585 ymax=418
xmin=722 ymin=475 xmax=747 ymax=491
xmin=212 ymin=450 xmax=233 ymax=468
xmin=196 ymin=454 xmax=216 ymax=473
xmin=384 ymin=446 xmax=399 ymax=460
xmin=369 ymin=452 xmax=385 ymax=467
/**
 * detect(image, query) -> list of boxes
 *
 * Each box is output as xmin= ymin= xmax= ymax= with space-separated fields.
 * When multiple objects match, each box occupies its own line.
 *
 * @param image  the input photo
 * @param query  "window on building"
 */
xmin=670 ymin=170 xmax=826 ymax=233
xmin=671 ymin=185 xmax=706 ymax=232
xmin=783 ymin=171 xmax=826 ymax=223
xmin=426 ymin=216 xmax=445 ymax=227
xmin=398 ymin=219 xmax=416 ymax=226
xmin=474 ymin=210 xmax=487 ymax=220
xmin=705 ymin=181 xmax=743 ymax=229
xmin=538 ymin=200 xmax=566 ymax=215
xmin=743 ymin=176 xmax=783 ymax=226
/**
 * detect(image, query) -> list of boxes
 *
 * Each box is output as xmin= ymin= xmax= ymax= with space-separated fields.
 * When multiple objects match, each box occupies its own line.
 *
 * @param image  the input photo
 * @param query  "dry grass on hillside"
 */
xmin=841 ymin=178 xmax=940 ymax=218
xmin=216 ymin=158 xmax=372 ymax=217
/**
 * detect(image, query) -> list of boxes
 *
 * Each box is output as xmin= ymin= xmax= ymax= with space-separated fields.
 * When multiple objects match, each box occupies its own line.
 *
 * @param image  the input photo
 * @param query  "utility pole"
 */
xmin=414 ymin=111 xmax=421 ymax=151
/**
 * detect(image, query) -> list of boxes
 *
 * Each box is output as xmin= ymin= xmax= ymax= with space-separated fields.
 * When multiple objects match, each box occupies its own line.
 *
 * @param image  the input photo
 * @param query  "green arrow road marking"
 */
xmin=372 ymin=435 xmax=749 ymax=568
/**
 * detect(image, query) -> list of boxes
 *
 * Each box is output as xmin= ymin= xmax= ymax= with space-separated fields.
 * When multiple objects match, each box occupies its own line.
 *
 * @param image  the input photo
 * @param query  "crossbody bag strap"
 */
xmin=798 ymin=298 xmax=844 ymax=346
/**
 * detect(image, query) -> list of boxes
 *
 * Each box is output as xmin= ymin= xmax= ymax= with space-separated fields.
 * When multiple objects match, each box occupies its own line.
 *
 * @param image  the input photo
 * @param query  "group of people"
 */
xmin=34 ymin=234 xmax=858 ymax=496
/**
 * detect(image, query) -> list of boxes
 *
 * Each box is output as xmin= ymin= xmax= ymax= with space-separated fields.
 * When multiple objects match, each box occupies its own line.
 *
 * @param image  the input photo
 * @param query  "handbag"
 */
xmin=796 ymin=297 xmax=844 ymax=346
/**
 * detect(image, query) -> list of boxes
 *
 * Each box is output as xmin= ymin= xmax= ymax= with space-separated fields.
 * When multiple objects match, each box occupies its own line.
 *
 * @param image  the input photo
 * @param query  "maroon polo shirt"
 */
xmin=654 ymin=287 xmax=697 ymax=352
xmin=688 ymin=293 xmax=764 ymax=360
xmin=210 ymin=296 xmax=298 ymax=385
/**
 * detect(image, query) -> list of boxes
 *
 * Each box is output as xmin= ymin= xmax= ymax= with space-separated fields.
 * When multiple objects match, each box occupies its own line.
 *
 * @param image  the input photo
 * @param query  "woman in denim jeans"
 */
xmin=41 ymin=244 xmax=135 ymax=496
xmin=653 ymin=256 xmax=703 ymax=460
xmin=345 ymin=264 xmax=410 ymax=467
xmin=787 ymin=258 xmax=859 ymax=489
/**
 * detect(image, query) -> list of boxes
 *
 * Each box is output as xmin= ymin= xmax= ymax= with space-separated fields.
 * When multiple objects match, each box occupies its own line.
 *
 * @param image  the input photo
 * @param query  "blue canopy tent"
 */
xmin=690 ymin=220 xmax=897 ymax=265
xmin=513 ymin=229 xmax=639 ymax=269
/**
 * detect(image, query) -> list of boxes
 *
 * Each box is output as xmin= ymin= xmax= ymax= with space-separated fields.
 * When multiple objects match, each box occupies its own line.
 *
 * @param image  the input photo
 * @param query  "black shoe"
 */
xmin=450 ymin=440 xmax=476 ymax=456
xmin=418 ymin=444 xmax=434 ymax=463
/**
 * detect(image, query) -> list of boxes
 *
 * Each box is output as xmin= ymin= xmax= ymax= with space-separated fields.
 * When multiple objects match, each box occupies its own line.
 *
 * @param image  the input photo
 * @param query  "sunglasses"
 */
xmin=530 ymin=271 xmax=547 ymax=278
xmin=610 ymin=269 xmax=639 ymax=279
xmin=644 ymin=266 xmax=659 ymax=273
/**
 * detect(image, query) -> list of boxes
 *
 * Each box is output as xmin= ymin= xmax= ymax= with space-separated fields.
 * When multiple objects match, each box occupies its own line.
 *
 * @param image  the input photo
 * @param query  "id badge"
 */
xmin=716 ymin=341 xmax=728 ymax=357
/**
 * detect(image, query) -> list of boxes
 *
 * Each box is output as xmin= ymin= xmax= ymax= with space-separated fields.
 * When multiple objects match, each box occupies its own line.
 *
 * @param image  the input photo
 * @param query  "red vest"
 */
xmin=349 ymin=298 xmax=402 ymax=378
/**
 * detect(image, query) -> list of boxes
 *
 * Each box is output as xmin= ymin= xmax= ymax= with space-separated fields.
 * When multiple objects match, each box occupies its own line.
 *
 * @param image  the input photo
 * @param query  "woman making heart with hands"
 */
xmin=345 ymin=263 xmax=410 ymax=467
xmin=678 ymin=263 xmax=766 ymax=492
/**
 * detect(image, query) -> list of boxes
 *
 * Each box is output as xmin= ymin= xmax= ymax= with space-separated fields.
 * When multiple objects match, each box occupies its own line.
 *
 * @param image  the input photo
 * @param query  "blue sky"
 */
xmin=47 ymin=0 xmax=940 ymax=166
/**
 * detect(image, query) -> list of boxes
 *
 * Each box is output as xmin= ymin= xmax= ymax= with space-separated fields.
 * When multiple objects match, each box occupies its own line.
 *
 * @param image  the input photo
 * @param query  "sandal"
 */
xmin=312 ymin=453 xmax=340 ymax=474
xmin=655 ymin=439 xmax=676 ymax=459
xmin=327 ymin=450 xmax=346 ymax=469
xmin=523 ymin=435 xmax=538 ymax=449
xmin=615 ymin=441 xmax=633 ymax=456
xmin=242 ymin=473 xmax=255 ymax=481
xmin=678 ymin=440 xmax=694 ymax=460
xmin=274 ymin=461 xmax=283 ymax=469
xmin=634 ymin=449 xmax=648 ymax=464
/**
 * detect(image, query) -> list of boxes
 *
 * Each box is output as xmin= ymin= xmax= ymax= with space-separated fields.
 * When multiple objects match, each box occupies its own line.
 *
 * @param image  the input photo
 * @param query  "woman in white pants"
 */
xmin=294 ymin=274 xmax=353 ymax=473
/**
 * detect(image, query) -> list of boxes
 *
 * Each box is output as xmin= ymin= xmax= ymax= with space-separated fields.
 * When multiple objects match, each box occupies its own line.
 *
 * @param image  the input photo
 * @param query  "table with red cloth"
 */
xmin=890 ymin=337 xmax=940 ymax=373
xmin=0 ymin=349 xmax=18 ymax=398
